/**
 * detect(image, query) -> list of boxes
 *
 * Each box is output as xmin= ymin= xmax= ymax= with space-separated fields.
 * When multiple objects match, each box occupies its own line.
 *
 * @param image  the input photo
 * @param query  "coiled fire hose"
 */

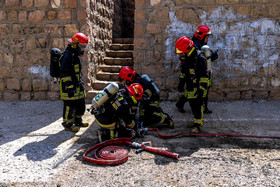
xmin=83 ymin=137 xmax=180 ymax=165
xmin=83 ymin=128 xmax=280 ymax=165
xmin=83 ymin=138 xmax=131 ymax=165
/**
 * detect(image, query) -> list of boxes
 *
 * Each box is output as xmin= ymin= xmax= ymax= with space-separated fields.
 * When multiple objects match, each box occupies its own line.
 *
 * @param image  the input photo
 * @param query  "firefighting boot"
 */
xmin=164 ymin=114 xmax=174 ymax=129
xmin=176 ymin=95 xmax=188 ymax=113
xmin=74 ymin=117 xmax=89 ymax=127
xmin=190 ymin=126 xmax=200 ymax=134
xmin=62 ymin=123 xmax=80 ymax=133
xmin=175 ymin=102 xmax=185 ymax=113
xmin=187 ymin=122 xmax=194 ymax=128
xmin=97 ymin=128 xmax=110 ymax=142
xmin=76 ymin=122 xmax=89 ymax=127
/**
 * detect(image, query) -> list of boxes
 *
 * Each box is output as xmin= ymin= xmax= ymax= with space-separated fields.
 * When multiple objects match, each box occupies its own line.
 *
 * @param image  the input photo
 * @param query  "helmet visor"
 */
xmin=175 ymin=48 xmax=183 ymax=54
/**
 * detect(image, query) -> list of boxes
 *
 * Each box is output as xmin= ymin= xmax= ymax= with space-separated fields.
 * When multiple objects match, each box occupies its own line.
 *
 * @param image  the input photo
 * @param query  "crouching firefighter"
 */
xmin=59 ymin=33 xmax=89 ymax=132
xmin=175 ymin=36 xmax=209 ymax=133
xmin=90 ymin=83 xmax=144 ymax=142
xmin=118 ymin=67 xmax=174 ymax=128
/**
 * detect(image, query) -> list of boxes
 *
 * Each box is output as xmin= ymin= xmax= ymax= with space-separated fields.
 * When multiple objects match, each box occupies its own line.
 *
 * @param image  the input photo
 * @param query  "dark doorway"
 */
xmin=113 ymin=0 xmax=135 ymax=38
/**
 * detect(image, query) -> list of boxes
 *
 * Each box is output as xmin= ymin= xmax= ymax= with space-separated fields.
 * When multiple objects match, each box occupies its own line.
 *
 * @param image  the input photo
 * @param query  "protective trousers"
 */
xmin=203 ymin=75 xmax=211 ymax=110
xmin=203 ymin=86 xmax=210 ymax=110
xmin=95 ymin=114 xmax=117 ymax=140
xmin=140 ymin=101 xmax=168 ymax=126
xmin=176 ymin=95 xmax=188 ymax=109
xmin=95 ymin=116 xmax=133 ymax=140
xmin=62 ymin=98 xmax=85 ymax=125
xmin=188 ymin=97 xmax=204 ymax=128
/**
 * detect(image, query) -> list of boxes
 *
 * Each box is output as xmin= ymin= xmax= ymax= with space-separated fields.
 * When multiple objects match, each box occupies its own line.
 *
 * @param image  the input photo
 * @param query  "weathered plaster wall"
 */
xmin=134 ymin=0 xmax=280 ymax=101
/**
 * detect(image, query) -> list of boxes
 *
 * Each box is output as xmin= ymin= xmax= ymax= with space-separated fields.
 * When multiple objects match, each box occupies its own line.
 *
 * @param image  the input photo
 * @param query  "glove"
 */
xmin=211 ymin=49 xmax=218 ymax=61
xmin=195 ymin=89 xmax=204 ymax=99
xmin=67 ymin=88 xmax=75 ymax=98
xmin=178 ymin=77 xmax=186 ymax=92
xmin=142 ymin=92 xmax=149 ymax=101
xmin=126 ymin=128 xmax=136 ymax=138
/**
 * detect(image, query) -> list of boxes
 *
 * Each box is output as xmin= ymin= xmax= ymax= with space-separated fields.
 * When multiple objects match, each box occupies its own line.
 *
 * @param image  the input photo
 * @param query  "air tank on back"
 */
xmin=141 ymin=74 xmax=160 ymax=94
xmin=201 ymin=45 xmax=212 ymax=72
xmin=91 ymin=82 xmax=119 ymax=108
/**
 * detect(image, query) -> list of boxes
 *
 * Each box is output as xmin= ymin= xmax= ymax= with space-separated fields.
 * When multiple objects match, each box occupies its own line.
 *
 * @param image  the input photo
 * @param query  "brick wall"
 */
xmin=0 ymin=0 xmax=115 ymax=101
xmin=134 ymin=0 xmax=280 ymax=101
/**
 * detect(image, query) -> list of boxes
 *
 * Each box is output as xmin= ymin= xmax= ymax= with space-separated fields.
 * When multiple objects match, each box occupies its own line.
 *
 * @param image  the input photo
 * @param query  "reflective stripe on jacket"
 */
xmin=59 ymin=45 xmax=85 ymax=100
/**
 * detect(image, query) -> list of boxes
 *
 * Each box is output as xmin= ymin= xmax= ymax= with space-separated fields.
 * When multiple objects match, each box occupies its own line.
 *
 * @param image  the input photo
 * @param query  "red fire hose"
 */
xmin=83 ymin=137 xmax=180 ymax=165
xmin=83 ymin=128 xmax=279 ymax=165
xmin=83 ymin=138 xmax=131 ymax=165
xmin=147 ymin=128 xmax=280 ymax=139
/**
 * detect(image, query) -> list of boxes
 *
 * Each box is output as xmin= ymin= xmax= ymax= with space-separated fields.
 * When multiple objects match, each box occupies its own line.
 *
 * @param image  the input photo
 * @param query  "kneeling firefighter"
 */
xmin=175 ymin=36 xmax=209 ymax=133
xmin=90 ymin=83 xmax=144 ymax=142
xmin=118 ymin=67 xmax=174 ymax=128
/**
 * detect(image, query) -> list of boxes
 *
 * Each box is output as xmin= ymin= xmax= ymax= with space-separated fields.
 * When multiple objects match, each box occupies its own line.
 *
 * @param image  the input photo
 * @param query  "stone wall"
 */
xmin=134 ymin=0 xmax=280 ymax=101
xmin=87 ymin=0 xmax=114 ymax=94
xmin=0 ymin=0 xmax=115 ymax=101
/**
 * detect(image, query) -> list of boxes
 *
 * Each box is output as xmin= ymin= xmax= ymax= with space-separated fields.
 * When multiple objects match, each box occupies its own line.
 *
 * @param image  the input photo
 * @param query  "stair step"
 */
xmin=113 ymin=38 xmax=133 ymax=44
xmin=91 ymin=80 xmax=116 ymax=90
xmin=86 ymin=90 xmax=101 ymax=100
xmin=110 ymin=44 xmax=133 ymax=50
xmin=89 ymin=38 xmax=134 ymax=94
xmin=104 ymin=57 xmax=133 ymax=66
xmin=106 ymin=50 xmax=133 ymax=58
xmin=96 ymin=71 xmax=119 ymax=81
xmin=99 ymin=65 xmax=124 ymax=73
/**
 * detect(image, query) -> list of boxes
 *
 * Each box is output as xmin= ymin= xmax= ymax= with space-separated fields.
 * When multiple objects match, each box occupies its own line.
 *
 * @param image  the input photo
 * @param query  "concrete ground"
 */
xmin=0 ymin=100 xmax=279 ymax=186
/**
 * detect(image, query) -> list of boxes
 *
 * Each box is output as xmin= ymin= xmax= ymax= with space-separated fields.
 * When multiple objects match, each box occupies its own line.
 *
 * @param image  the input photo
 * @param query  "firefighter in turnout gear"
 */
xmin=192 ymin=25 xmax=218 ymax=114
xmin=60 ymin=33 xmax=89 ymax=132
xmin=118 ymin=67 xmax=174 ymax=129
xmin=175 ymin=52 xmax=189 ymax=113
xmin=176 ymin=25 xmax=218 ymax=114
xmin=175 ymin=36 xmax=209 ymax=133
xmin=93 ymin=83 xmax=144 ymax=142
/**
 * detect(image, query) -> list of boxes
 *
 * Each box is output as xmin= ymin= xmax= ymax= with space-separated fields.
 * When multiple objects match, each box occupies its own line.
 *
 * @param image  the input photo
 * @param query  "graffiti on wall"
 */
xmin=165 ymin=6 xmax=279 ymax=77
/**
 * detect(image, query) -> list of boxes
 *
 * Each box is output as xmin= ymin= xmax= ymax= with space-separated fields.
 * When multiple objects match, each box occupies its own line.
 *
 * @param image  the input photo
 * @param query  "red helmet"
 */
xmin=126 ymin=83 xmax=143 ymax=101
xmin=175 ymin=36 xmax=195 ymax=56
xmin=119 ymin=67 xmax=136 ymax=83
xmin=68 ymin=33 xmax=88 ymax=46
xmin=193 ymin=25 xmax=212 ymax=40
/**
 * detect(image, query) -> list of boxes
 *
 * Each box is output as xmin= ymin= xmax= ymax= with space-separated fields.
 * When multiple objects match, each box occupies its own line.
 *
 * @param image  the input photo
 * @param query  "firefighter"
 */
xmin=192 ymin=25 xmax=218 ymax=114
xmin=93 ymin=83 xmax=144 ymax=142
xmin=59 ymin=33 xmax=89 ymax=132
xmin=175 ymin=51 xmax=189 ymax=113
xmin=118 ymin=67 xmax=174 ymax=128
xmin=176 ymin=25 xmax=218 ymax=114
xmin=175 ymin=36 xmax=209 ymax=133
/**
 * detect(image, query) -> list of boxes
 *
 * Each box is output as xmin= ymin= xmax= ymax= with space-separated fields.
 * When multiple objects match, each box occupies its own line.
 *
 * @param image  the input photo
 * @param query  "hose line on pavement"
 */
xmin=147 ymin=128 xmax=280 ymax=139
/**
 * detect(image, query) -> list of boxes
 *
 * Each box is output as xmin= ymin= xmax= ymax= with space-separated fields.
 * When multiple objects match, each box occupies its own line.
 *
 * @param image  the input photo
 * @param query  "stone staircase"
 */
xmin=87 ymin=38 xmax=134 ymax=99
